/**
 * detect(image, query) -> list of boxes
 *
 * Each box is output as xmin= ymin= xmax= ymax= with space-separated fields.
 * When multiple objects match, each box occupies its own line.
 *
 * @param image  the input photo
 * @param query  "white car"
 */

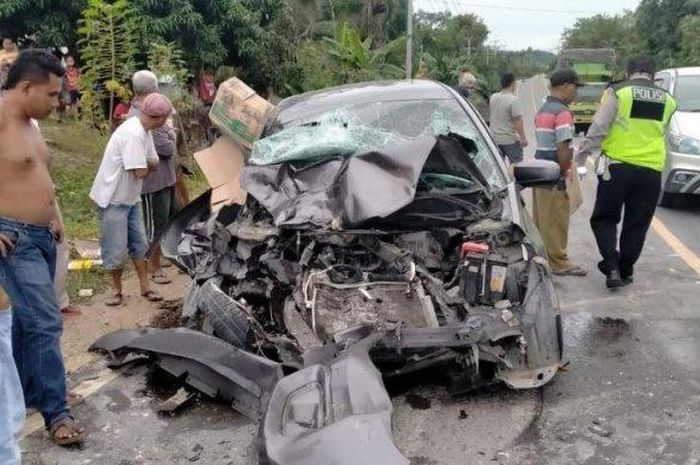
xmin=655 ymin=67 xmax=700 ymax=206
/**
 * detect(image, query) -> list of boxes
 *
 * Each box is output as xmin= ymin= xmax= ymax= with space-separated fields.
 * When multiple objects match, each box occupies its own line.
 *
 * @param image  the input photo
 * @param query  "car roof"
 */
xmin=270 ymin=80 xmax=459 ymax=127
xmin=658 ymin=67 xmax=700 ymax=76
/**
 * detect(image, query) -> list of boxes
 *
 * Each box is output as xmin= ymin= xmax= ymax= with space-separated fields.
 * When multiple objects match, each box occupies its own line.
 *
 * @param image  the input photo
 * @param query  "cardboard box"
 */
xmin=209 ymin=77 xmax=275 ymax=150
xmin=194 ymin=135 xmax=247 ymax=212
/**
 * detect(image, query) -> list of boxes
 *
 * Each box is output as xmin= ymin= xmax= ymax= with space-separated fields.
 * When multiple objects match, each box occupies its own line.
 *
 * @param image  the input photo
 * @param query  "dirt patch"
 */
xmin=594 ymin=316 xmax=630 ymax=329
xmin=405 ymin=393 xmax=432 ymax=410
xmin=61 ymin=271 xmax=191 ymax=373
xmin=150 ymin=298 xmax=184 ymax=329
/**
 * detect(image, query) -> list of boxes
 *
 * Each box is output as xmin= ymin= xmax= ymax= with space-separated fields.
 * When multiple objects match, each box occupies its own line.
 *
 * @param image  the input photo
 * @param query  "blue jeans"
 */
xmin=98 ymin=203 xmax=150 ymax=271
xmin=0 ymin=217 xmax=69 ymax=428
xmin=0 ymin=309 xmax=23 ymax=465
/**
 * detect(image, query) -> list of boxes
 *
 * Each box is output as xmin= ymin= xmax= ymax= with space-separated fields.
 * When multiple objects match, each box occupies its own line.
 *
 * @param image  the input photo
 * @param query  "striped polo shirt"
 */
xmin=534 ymin=96 xmax=575 ymax=163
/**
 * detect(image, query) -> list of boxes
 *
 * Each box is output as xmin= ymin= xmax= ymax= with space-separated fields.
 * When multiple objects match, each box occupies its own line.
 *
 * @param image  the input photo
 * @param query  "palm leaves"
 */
xmin=78 ymin=0 xmax=139 ymax=127
xmin=322 ymin=21 xmax=405 ymax=83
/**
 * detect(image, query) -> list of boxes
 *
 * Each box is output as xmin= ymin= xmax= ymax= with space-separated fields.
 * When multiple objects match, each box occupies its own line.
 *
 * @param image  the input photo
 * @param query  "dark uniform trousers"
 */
xmin=590 ymin=162 xmax=661 ymax=278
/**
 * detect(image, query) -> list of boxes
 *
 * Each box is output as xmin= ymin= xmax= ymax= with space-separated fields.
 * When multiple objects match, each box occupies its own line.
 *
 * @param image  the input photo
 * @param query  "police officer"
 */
xmin=578 ymin=56 xmax=677 ymax=289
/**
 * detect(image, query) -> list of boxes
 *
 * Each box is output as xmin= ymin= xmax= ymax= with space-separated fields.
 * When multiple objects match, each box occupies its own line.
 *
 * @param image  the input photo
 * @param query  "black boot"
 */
xmin=606 ymin=269 xmax=624 ymax=289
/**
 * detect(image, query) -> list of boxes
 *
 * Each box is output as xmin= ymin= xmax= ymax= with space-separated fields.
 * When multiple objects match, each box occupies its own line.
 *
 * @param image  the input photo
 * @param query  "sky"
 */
xmin=413 ymin=0 xmax=641 ymax=51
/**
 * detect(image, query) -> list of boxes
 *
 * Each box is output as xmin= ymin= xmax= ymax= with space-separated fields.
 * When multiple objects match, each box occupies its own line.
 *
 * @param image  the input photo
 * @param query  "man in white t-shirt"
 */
xmin=90 ymin=93 xmax=173 ymax=306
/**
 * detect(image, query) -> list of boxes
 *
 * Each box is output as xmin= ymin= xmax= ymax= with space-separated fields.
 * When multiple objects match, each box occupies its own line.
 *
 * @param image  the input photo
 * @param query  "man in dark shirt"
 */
xmin=128 ymin=70 xmax=179 ymax=285
xmin=532 ymin=69 xmax=587 ymax=276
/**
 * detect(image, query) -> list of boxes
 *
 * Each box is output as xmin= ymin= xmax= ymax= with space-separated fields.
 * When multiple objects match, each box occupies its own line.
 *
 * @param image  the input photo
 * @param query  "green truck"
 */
xmin=556 ymin=49 xmax=617 ymax=134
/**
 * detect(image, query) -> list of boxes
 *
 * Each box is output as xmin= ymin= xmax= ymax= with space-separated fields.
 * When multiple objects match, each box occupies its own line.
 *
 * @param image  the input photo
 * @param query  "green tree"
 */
xmin=147 ymin=42 xmax=193 ymax=112
xmin=415 ymin=11 xmax=489 ymax=60
xmin=0 ymin=0 xmax=86 ymax=48
xmin=636 ymin=0 xmax=699 ymax=67
xmin=322 ymin=21 xmax=405 ymax=82
xmin=78 ymin=0 xmax=139 ymax=127
xmin=678 ymin=14 xmax=700 ymax=65
xmin=292 ymin=21 xmax=405 ymax=92
xmin=131 ymin=0 xmax=298 ymax=94
xmin=561 ymin=12 xmax=644 ymax=60
xmin=413 ymin=11 xmax=491 ymax=87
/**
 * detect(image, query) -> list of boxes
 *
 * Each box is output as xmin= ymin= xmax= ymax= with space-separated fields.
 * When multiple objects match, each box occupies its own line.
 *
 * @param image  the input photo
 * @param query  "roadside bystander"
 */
xmin=0 ymin=49 xmax=84 ymax=445
xmin=532 ymin=69 xmax=588 ymax=276
xmin=489 ymin=72 xmax=528 ymax=163
xmin=0 ymin=286 xmax=23 ymax=465
xmin=127 ymin=70 xmax=179 ymax=285
xmin=455 ymin=70 xmax=489 ymax=121
xmin=90 ymin=92 xmax=174 ymax=306
xmin=0 ymin=37 xmax=19 ymax=91
xmin=63 ymin=55 xmax=80 ymax=115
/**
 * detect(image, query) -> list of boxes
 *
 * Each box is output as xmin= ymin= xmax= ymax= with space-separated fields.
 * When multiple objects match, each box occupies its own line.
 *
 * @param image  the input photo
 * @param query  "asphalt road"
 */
xmin=20 ymin=77 xmax=700 ymax=465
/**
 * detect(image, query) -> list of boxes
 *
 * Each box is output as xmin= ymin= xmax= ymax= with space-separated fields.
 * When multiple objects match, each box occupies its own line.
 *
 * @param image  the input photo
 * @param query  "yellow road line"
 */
xmin=651 ymin=216 xmax=700 ymax=276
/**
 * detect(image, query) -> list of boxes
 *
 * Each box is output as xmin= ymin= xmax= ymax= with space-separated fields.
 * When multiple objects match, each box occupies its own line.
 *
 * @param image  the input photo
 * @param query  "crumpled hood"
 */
xmin=241 ymin=134 xmax=484 ymax=229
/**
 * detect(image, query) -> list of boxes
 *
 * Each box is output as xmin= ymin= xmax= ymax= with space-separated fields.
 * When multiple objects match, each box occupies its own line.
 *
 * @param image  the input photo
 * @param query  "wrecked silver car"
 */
xmin=94 ymin=80 xmax=563 ymax=465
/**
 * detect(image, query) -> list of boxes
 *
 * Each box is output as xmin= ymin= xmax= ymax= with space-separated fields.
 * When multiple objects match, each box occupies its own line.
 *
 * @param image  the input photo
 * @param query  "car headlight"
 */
xmin=668 ymin=134 xmax=700 ymax=155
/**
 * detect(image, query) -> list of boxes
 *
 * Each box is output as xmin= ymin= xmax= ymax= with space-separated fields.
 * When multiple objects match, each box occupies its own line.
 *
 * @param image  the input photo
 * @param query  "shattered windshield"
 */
xmin=251 ymin=99 xmax=506 ymax=191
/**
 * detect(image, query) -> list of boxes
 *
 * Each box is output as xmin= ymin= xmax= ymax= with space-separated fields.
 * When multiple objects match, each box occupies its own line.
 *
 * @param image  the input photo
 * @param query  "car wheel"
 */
xmin=198 ymin=279 xmax=255 ymax=349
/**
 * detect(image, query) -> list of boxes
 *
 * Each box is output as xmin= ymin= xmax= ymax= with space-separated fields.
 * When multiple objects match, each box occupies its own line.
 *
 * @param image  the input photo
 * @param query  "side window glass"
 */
xmin=655 ymin=73 xmax=671 ymax=91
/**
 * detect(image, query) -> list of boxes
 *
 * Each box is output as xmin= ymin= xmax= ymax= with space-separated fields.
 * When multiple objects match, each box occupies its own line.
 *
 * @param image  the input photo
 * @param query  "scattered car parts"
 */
xmin=97 ymin=80 xmax=564 ymax=464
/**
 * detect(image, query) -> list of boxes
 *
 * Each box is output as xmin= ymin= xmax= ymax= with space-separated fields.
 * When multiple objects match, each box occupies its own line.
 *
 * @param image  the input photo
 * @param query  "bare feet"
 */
xmin=49 ymin=416 xmax=85 ymax=446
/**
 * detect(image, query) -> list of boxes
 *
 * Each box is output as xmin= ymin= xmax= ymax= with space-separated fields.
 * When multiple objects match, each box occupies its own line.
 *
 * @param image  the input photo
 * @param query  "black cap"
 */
xmin=550 ymin=69 xmax=585 ymax=87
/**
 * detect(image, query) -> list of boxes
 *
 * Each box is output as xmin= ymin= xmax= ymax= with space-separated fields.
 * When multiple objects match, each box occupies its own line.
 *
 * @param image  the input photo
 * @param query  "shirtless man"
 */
xmin=0 ymin=49 xmax=84 ymax=445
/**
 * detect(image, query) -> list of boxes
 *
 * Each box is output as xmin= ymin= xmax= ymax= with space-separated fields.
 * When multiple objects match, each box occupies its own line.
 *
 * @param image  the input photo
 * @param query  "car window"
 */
xmin=672 ymin=75 xmax=700 ymax=112
xmin=257 ymin=99 xmax=506 ymax=191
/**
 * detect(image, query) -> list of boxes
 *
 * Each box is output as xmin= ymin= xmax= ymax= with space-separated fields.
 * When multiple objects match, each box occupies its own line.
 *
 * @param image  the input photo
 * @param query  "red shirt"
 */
xmin=197 ymin=75 xmax=217 ymax=104
xmin=65 ymin=66 xmax=81 ymax=92
xmin=113 ymin=102 xmax=131 ymax=122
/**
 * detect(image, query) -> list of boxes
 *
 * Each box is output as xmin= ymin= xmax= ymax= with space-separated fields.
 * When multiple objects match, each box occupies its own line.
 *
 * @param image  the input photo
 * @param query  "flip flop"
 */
xmin=552 ymin=265 xmax=588 ymax=276
xmin=141 ymin=290 xmax=164 ymax=302
xmin=105 ymin=293 xmax=123 ymax=307
xmin=67 ymin=391 xmax=85 ymax=407
xmin=61 ymin=306 xmax=82 ymax=316
xmin=150 ymin=272 xmax=172 ymax=285
xmin=49 ymin=416 xmax=85 ymax=446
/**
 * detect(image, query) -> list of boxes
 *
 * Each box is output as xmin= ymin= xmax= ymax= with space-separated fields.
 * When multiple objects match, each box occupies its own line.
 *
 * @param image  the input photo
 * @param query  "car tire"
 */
xmin=198 ymin=279 xmax=255 ymax=349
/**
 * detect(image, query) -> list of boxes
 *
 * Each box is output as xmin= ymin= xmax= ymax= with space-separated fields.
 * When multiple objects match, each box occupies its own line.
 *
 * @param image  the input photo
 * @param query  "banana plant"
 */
xmin=321 ymin=21 xmax=404 ymax=83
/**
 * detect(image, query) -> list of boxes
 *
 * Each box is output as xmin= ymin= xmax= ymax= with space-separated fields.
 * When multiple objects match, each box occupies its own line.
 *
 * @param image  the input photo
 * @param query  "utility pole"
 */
xmin=406 ymin=0 xmax=413 ymax=79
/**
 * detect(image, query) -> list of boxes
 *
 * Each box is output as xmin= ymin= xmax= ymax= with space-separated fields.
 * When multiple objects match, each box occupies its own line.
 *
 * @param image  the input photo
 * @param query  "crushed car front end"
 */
xmin=156 ymin=80 xmax=562 ymax=464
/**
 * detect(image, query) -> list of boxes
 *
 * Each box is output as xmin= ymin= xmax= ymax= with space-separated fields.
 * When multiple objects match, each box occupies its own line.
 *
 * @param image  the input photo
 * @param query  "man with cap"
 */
xmin=532 ymin=69 xmax=587 ymax=276
xmin=128 ymin=70 xmax=179 ymax=286
xmin=577 ymin=56 xmax=677 ymax=289
xmin=90 ymin=93 xmax=174 ymax=306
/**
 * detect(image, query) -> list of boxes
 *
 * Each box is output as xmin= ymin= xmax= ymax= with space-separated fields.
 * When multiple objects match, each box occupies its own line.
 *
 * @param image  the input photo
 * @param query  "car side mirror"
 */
xmin=513 ymin=160 xmax=561 ymax=188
